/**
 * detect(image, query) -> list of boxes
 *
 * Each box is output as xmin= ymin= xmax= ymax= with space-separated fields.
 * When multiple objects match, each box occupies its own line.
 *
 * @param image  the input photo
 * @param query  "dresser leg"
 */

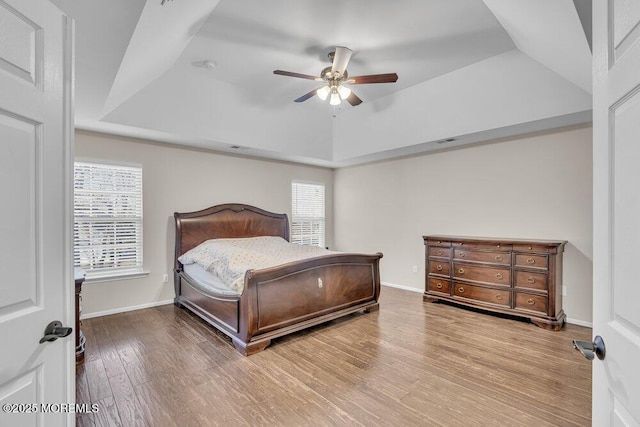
xmin=531 ymin=317 xmax=565 ymax=331
xmin=423 ymin=293 xmax=439 ymax=303
xmin=233 ymin=338 xmax=271 ymax=356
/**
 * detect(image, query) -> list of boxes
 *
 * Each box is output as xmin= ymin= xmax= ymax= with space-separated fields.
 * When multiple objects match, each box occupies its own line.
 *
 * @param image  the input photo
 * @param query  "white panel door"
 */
xmin=592 ymin=0 xmax=640 ymax=425
xmin=0 ymin=0 xmax=74 ymax=426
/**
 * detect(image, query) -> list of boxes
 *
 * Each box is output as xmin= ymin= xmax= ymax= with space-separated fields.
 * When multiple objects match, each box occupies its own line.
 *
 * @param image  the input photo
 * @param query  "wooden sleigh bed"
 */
xmin=174 ymin=203 xmax=382 ymax=355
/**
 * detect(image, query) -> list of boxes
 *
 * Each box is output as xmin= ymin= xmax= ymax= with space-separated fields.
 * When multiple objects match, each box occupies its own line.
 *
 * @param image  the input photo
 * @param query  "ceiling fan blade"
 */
xmin=345 ymin=91 xmax=363 ymax=106
xmin=331 ymin=46 xmax=353 ymax=77
xmin=274 ymin=70 xmax=322 ymax=81
xmin=348 ymin=73 xmax=398 ymax=84
xmin=294 ymin=87 xmax=324 ymax=103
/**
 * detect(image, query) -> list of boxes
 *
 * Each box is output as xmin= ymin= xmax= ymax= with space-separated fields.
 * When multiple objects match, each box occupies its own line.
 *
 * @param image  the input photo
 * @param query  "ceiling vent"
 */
xmin=193 ymin=60 xmax=217 ymax=71
xmin=435 ymin=138 xmax=457 ymax=144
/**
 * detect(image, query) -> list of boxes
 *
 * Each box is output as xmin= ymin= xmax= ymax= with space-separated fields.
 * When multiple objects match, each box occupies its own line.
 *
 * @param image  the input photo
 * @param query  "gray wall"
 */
xmin=333 ymin=126 xmax=593 ymax=324
xmin=76 ymin=130 xmax=334 ymax=316
xmin=77 ymin=125 xmax=593 ymax=325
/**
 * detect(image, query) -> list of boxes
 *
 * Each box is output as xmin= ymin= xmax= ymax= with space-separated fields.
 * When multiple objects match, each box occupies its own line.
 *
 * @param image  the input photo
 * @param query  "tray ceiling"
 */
xmin=52 ymin=0 xmax=592 ymax=167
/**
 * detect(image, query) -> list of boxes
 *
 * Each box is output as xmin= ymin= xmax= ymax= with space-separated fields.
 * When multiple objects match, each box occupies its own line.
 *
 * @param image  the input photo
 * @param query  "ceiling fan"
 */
xmin=273 ymin=46 xmax=398 ymax=107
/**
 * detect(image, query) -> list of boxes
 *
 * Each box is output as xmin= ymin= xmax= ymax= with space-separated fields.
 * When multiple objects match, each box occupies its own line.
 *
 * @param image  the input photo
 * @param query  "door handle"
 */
xmin=39 ymin=321 xmax=73 ymax=344
xmin=572 ymin=335 xmax=606 ymax=361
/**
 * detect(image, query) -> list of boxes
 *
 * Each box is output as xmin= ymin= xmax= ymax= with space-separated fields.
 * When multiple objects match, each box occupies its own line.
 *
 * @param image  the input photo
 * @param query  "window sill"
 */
xmin=83 ymin=269 xmax=150 ymax=284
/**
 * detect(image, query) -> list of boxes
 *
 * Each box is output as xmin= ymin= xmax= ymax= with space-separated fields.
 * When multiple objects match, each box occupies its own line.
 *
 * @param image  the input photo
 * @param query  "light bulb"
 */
xmin=330 ymin=90 xmax=341 ymax=106
xmin=316 ymin=86 xmax=330 ymax=100
xmin=337 ymin=85 xmax=351 ymax=99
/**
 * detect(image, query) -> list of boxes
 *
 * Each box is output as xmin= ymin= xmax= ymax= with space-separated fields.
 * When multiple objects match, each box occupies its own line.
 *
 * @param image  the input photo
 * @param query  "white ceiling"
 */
xmin=52 ymin=0 xmax=593 ymax=168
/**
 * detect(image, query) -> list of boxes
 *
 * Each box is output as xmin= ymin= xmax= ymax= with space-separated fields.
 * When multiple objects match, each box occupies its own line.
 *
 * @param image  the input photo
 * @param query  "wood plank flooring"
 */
xmin=76 ymin=287 xmax=592 ymax=426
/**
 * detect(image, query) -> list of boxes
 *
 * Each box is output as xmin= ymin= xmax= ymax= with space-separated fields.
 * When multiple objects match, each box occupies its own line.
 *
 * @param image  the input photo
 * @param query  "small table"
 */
xmin=74 ymin=267 xmax=86 ymax=365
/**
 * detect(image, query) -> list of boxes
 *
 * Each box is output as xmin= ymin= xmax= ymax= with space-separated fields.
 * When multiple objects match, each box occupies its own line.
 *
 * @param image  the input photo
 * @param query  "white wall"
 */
xmin=76 ymin=130 xmax=334 ymax=316
xmin=333 ymin=126 xmax=593 ymax=324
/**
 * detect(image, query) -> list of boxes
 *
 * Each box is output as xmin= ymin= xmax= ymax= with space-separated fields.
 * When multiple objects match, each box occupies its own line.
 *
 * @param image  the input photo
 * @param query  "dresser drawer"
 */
xmin=427 ymin=277 xmax=451 ymax=295
xmin=452 ymin=263 xmax=510 ymax=287
xmin=428 ymin=246 xmax=451 ymax=258
xmin=513 ymin=243 xmax=551 ymax=253
xmin=429 ymin=260 xmax=450 ymax=276
xmin=453 ymin=249 xmax=510 ymax=265
xmin=452 ymin=241 xmax=512 ymax=252
xmin=453 ymin=283 xmax=510 ymax=307
xmin=514 ymin=271 xmax=548 ymax=292
xmin=514 ymin=254 xmax=548 ymax=269
xmin=426 ymin=239 xmax=451 ymax=247
xmin=515 ymin=293 xmax=548 ymax=315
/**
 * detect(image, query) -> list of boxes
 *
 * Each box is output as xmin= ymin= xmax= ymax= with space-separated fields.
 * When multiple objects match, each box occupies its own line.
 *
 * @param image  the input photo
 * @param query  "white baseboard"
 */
xmin=381 ymin=282 xmax=593 ymax=328
xmin=81 ymin=288 xmax=594 ymax=328
xmin=566 ymin=318 xmax=593 ymax=328
xmin=81 ymin=299 xmax=174 ymax=319
xmin=381 ymin=281 xmax=423 ymax=293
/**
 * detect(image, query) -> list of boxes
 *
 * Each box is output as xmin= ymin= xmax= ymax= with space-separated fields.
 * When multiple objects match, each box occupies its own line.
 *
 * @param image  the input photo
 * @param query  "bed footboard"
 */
xmin=234 ymin=253 xmax=382 ymax=355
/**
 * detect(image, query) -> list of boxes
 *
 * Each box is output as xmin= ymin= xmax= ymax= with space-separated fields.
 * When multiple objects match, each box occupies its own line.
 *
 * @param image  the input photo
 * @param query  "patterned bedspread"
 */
xmin=178 ymin=236 xmax=333 ymax=293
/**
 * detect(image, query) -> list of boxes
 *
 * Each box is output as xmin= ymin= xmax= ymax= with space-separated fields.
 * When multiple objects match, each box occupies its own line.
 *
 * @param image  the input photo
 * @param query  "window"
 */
xmin=74 ymin=161 xmax=144 ymax=280
xmin=291 ymin=181 xmax=325 ymax=247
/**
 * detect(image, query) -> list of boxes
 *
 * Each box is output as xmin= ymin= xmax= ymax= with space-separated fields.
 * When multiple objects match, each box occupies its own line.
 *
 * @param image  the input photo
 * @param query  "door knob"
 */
xmin=39 ymin=321 xmax=72 ymax=344
xmin=572 ymin=335 xmax=606 ymax=361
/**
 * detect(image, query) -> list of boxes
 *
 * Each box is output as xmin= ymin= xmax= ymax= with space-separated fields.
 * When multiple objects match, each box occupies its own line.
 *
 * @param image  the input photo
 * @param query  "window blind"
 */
xmin=291 ymin=182 xmax=325 ymax=247
xmin=74 ymin=162 xmax=143 ymax=274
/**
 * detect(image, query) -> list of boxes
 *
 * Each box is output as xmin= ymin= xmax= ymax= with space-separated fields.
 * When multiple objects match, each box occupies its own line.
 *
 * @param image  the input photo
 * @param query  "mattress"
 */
xmin=183 ymin=263 xmax=241 ymax=297
xmin=178 ymin=236 xmax=333 ymax=293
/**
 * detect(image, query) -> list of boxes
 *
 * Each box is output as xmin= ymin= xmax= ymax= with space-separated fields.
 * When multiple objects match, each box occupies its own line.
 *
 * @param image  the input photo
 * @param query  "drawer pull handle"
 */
xmin=496 ymin=244 xmax=501 ymax=248
xmin=527 ymin=299 xmax=535 ymax=305
xmin=496 ymin=294 xmax=503 ymax=301
xmin=437 ymin=249 xmax=443 ymax=255
xmin=528 ymin=246 xmax=532 ymax=250
xmin=527 ymin=277 xmax=535 ymax=284
xmin=436 ymin=265 xmax=443 ymax=271
xmin=460 ymin=252 xmax=465 ymax=257
xmin=458 ymin=268 xmax=465 ymax=274
xmin=437 ymin=240 xmax=441 ymax=244
xmin=527 ymin=257 xmax=535 ymax=264
xmin=495 ymin=255 xmax=503 ymax=261
xmin=496 ymin=273 xmax=503 ymax=279
xmin=436 ymin=282 xmax=443 ymax=289
xmin=458 ymin=287 xmax=465 ymax=293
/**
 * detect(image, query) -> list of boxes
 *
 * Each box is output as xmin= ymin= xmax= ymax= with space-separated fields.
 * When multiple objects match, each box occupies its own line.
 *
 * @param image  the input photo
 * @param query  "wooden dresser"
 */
xmin=423 ymin=236 xmax=567 ymax=330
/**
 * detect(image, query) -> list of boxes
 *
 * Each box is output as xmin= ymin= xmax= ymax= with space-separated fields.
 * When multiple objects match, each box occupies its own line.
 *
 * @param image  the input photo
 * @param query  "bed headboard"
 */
xmin=174 ymin=203 xmax=290 ymax=270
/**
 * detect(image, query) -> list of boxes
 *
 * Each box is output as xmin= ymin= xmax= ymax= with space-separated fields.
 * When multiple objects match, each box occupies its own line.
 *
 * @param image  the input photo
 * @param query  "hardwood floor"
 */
xmin=76 ymin=287 xmax=592 ymax=426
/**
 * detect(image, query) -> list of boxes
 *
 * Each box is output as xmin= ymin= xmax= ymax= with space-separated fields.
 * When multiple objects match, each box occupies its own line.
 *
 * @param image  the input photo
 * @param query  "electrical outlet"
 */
xmin=162 ymin=274 xmax=169 ymax=283
xmin=412 ymin=265 xmax=418 ymax=273
xmin=562 ymin=286 xmax=567 ymax=296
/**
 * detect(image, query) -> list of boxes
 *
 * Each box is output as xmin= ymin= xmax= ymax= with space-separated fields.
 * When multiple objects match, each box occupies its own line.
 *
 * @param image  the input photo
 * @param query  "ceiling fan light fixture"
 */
xmin=330 ymin=89 xmax=341 ymax=106
xmin=317 ymin=86 xmax=330 ymax=101
xmin=337 ymin=85 xmax=351 ymax=99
